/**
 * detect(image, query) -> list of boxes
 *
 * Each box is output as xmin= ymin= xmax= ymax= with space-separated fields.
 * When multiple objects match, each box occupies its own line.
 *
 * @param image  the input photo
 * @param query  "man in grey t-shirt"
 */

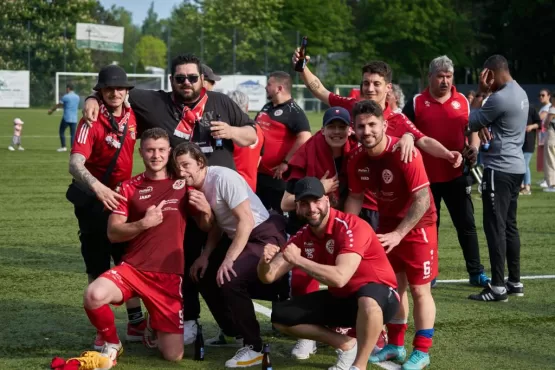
xmin=467 ymin=54 xmax=527 ymax=302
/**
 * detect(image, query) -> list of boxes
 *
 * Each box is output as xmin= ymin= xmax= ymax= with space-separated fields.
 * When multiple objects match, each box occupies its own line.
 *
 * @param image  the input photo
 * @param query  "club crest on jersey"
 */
xmin=451 ymin=101 xmax=461 ymax=110
xmin=173 ymin=179 xmax=186 ymax=190
xmin=382 ymin=169 xmax=394 ymax=184
xmin=326 ymin=239 xmax=335 ymax=254
xmin=274 ymin=109 xmax=283 ymax=117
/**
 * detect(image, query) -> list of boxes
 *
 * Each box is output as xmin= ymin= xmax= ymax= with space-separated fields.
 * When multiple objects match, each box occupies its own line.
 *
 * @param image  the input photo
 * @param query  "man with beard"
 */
xmin=84 ymin=128 xmax=188 ymax=363
xmin=292 ymin=51 xmax=460 ymax=229
xmin=256 ymin=71 xmax=312 ymax=214
xmin=402 ymin=55 xmax=490 ymax=288
xmin=174 ymin=142 xmax=288 ymax=368
xmin=83 ymin=54 xmax=258 ymax=345
xmin=347 ymin=100 xmax=438 ymax=370
xmin=259 ymin=177 xmax=400 ymax=370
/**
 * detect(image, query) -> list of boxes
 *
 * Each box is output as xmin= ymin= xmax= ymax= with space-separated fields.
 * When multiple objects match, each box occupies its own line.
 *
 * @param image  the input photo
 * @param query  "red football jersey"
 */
xmin=113 ymin=173 xmax=188 ymax=274
xmin=233 ymin=124 xmax=265 ymax=191
xmin=411 ymin=87 xmax=469 ymax=183
xmin=287 ymin=208 xmax=397 ymax=298
xmin=347 ymin=136 xmax=437 ymax=232
xmin=72 ymin=107 xmax=137 ymax=188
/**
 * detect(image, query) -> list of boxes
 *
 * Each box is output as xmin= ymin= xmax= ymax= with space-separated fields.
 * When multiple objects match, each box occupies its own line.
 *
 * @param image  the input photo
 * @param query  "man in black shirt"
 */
xmin=521 ymin=106 xmax=542 ymax=195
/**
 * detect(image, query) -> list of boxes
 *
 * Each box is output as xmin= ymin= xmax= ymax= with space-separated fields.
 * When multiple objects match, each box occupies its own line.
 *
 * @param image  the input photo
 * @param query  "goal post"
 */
xmin=55 ymin=72 xmax=166 ymax=104
xmin=292 ymin=84 xmax=322 ymax=113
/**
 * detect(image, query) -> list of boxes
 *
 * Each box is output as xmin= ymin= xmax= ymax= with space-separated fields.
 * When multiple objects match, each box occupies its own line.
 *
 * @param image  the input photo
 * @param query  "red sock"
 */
xmin=85 ymin=305 xmax=119 ymax=344
xmin=386 ymin=323 xmax=408 ymax=346
xmin=413 ymin=335 xmax=433 ymax=353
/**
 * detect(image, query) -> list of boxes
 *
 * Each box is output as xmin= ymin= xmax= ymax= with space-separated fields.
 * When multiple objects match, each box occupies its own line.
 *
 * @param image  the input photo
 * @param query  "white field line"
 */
xmin=0 ymin=135 xmax=60 ymax=138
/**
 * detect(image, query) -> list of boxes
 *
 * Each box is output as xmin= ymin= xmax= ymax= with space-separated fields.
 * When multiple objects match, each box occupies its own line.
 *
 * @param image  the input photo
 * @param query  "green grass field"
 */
xmin=1 ymin=108 xmax=554 ymax=370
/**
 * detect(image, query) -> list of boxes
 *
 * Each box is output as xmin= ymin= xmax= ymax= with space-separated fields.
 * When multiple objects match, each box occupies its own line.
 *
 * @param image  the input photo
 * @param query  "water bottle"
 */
xmin=481 ymin=127 xmax=492 ymax=152
xmin=194 ymin=323 xmax=204 ymax=361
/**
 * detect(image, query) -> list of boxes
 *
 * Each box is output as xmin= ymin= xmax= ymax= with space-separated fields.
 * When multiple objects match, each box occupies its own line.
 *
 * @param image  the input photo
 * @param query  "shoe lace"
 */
xmin=232 ymin=345 xmax=253 ymax=360
xmin=408 ymin=350 xmax=426 ymax=364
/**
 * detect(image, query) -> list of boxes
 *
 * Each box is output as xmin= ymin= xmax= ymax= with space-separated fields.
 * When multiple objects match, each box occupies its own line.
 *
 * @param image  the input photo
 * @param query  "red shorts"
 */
xmin=387 ymin=225 xmax=438 ymax=285
xmin=101 ymin=263 xmax=184 ymax=334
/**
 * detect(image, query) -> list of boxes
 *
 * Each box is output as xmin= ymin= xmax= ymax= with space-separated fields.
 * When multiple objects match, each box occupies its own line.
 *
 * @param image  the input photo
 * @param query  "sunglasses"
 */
xmin=173 ymin=75 xmax=199 ymax=84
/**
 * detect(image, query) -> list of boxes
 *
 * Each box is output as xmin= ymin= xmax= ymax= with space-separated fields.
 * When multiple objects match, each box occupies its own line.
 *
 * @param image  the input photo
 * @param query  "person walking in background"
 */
xmin=387 ymin=84 xmax=405 ymax=113
xmin=8 ymin=118 xmax=24 ymax=151
xmin=520 ymin=106 xmax=542 ymax=195
xmin=543 ymin=94 xmax=555 ymax=193
xmin=48 ymin=83 xmax=80 ymax=152
xmin=537 ymin=89 xmax=551 ymax=187
xmin=202 ymin=64 xmax=221 ymax=91
xmin=466 ymin=90 xmax=476 ymax=105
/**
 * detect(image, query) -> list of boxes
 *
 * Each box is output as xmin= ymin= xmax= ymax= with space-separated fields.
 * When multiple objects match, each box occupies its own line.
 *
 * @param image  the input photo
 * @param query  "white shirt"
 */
xmin=202 ymin=166 xmax=269 ymax=238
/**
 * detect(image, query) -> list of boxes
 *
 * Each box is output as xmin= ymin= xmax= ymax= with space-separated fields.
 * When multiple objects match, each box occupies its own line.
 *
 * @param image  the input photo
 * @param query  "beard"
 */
xmin=172 ymin=83 xmax=201 ymax=103
xmin=301 ymin=207 xmax=328 ymax=228
xmin=359 ymin=131 xmax=384 ymax=150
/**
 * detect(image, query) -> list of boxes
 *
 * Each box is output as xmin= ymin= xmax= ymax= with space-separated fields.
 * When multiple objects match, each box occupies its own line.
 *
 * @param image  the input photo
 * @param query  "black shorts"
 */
xmin=271 ymin=283 xmax=399 ymax=328
xmin=74 ymin=203 xmax=125 ymax=278
xmin=359 ymin=208 xmax=379 ymax=231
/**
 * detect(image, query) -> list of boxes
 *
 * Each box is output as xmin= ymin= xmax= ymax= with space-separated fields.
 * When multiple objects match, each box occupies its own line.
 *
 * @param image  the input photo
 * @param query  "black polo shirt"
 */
xmin=129 ymin=89 xmax=256 ymax=169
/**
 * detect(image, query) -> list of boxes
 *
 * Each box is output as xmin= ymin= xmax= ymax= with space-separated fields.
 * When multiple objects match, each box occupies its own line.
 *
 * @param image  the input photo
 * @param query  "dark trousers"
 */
xmin=359 ymin=208 xmax=379 ymax=231
xmin=431 ymin=175 xmax=484 ymax=276
xmin=59 ymin=119 xmax=77 ymax=148
xmin=481 ymin=169 xmax=523 ymax=287
xmin=256 ymin=173 xmax=285 ymax=214
xmin=199 ymin=214 xmax=288 ymax=351
xmin=182 ymin=218 xmax=205 ymax=321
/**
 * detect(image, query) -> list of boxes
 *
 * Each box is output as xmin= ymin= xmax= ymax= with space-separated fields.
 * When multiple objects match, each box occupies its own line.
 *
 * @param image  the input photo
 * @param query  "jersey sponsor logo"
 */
xmin=325 ymin=239 xmax=335 ymax=254
xmin=451 ymin=101 xmax=461 ymax=110
xmin=139 ymin=186 xmax=153 ymax=194
xmin=165 ymin=198 xmax=179 ymax=204
xmin=173 ymin=179 xmax=186 ymax=190
xmin=305 ymin=247 xmax=315 ymax=259
xmin=360 ymin=176 xmax=369 ymax=180
xmin=382 ymin=169 xmax=394 ymax=184
xmin=139 ymin=194 xmax=151 ymax=200
xmin=357 ymin=167 xmax=369 ymax=174
xmin=424 ymin=100 xmax=431 ymax=107
xmin=274 ymin=109 xmax=283 ymax=117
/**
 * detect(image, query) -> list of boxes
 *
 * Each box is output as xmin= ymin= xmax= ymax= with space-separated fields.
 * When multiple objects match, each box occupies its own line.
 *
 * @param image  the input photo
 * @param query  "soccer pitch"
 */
xmin=1 ymin=108 xmax=554 ymax=370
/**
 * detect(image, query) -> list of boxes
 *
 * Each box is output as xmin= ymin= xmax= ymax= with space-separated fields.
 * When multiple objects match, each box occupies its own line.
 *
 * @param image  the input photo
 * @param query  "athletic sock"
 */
xmin=413 ymin=328 xmax=434 ymax=353
xmin=127 ymin=306 xmax=144 ymax=325
xmin=85 ymin=305 xmax=120 ymax=343
xmin=491 ymin=285 xmax=507 ymax=294
xmin=386 ymin=320 xmax=408 ymax=347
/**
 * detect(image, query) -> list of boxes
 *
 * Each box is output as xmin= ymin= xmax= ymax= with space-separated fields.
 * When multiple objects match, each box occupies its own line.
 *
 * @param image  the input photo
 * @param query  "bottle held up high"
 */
xmin=294 ymin=36 xmax=308 ymax=72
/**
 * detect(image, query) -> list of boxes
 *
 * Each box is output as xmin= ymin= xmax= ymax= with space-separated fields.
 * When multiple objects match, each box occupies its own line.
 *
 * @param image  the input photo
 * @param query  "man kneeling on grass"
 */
xmin=258 ymin=177 xmax=400 ymax=370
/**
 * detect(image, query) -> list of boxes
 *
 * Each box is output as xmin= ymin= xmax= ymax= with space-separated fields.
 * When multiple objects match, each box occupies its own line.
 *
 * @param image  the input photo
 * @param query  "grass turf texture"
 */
xmin=1 ymin=108 xmax=554 ymax=370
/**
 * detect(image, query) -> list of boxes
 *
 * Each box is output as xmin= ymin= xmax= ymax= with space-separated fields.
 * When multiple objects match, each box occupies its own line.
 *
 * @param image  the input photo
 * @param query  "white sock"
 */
xmin=491 ymin=285 xmax=506 ymax=294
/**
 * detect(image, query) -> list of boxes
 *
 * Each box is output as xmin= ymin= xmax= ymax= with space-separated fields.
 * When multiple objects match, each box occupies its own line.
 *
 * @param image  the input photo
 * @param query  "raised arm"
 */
xmin=292 ymin=49 xmax=331 ymax=106
xmin=257 ymin=244 xmax=293 ymax=284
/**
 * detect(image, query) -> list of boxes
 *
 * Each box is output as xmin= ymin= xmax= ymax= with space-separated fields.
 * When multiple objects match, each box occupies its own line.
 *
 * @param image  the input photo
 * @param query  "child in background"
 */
xmin=8 ymin=118 xmax=24 ymax=151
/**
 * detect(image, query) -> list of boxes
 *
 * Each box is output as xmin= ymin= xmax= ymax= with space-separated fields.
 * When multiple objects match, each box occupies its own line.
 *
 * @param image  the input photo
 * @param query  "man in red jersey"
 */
xmin=67 ymin=65 xmax=145 ymax=350
xmin=346 ymin=100 xmax=437 ymax=370
xmin=259 ymin=177 xmax=399 ymax=370
xmin=292 ymin=52 xmax=460 ymax=229
xmin=403 ymin=55 xmax=490 ymax=288
xmin=256 ymin=71 xmax=312 ymax=213
xmin=83 ymin=128 xmax=192 ymax=363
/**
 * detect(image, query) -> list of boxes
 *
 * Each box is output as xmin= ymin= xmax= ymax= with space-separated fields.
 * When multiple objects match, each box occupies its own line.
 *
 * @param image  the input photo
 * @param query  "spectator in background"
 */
xmin=228 ymin=90 xmax=266 ymax=191
xmin=520 ymin=106 xmax=542 ymax=195
xmin=538 ymin=89 xmax=552 ymax=188
xmin=387 ymin=84 xmax=405 ymax=113
xmin=466 ymin=90 xmax=476 ymax=105
xmin=8 ymin=118 xmax=24 ymax=151
xmin=48 ymin=83 xmax=80 ymax=152
xmin=202 ymin=64 xmax=221 ymax=91
xmin=543 ymin=95 xmax=555 ymax=193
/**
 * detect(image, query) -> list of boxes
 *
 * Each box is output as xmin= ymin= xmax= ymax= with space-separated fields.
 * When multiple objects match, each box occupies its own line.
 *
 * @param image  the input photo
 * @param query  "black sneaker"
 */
xmin=505 ymin=281 xmax=524 ymax=297
xmin=468 ymin=286 xmax=508 ymax=302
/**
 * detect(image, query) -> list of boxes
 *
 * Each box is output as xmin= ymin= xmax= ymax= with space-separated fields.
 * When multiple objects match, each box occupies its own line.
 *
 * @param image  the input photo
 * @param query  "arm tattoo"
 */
xmin=396 ymin=187 xmax=430 ymax=237
xmin=69 ymin=153 xmax=98 ymax=189
xmin=307 ymin=79 xmax=321 ymax=93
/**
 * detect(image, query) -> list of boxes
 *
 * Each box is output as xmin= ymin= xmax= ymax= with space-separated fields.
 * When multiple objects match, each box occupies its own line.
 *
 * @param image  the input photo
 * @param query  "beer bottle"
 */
xmin=261 ymin=343 xmax=272 ymax=369
xmin=294 ymin=36 xmax=308 ymax=72
xmin=214 ymin=114 xmax=224 ymax=150
xmin=194 ymin=322 xmax=204 ymax=361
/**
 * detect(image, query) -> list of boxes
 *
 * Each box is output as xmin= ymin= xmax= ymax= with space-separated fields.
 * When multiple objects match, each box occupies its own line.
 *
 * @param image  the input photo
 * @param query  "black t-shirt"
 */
xmin=523 ymin=105 xmax=541 ymax=153
xmin=129 ymin=89 xmax=256 ymax=169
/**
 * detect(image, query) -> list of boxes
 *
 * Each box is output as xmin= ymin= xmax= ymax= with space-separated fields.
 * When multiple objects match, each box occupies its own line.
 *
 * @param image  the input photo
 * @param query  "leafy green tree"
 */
xmin=141 ymin=2 xmax=164 ymax=39
xmin=136 ymin=35 xmax=167 ymax=68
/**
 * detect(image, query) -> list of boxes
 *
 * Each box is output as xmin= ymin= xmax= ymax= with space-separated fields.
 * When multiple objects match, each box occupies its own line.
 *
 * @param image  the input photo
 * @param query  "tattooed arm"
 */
xmin=395 ymin=187 xmax=430 ymax=238
xmin=299 ymin=67 xmax=332 ymax=106
xmin=69 ymin=153 xmax=126 ymax=211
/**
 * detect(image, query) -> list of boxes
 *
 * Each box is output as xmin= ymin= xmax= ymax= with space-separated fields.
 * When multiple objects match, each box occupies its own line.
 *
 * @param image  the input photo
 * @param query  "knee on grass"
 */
xmin=160 ymin=348 xmax=183 ymax=362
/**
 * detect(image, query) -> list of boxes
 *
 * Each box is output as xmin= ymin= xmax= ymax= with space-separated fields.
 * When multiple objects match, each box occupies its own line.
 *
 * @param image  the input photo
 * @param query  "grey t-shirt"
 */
xmin=202 ymin=166 xmax=269 ymax=239
xmin=469 ymin=80 xmax=528 ymax=174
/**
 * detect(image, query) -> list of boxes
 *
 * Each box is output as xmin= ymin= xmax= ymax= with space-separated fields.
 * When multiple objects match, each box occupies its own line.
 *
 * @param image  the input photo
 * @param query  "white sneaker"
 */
xmin=543 ymin=187 xmax=555 ymax=193
xmin=57 ymin=147 xmax=67 ymax=152
xmin=539 ymin=180 xmax=548 ymax=188
xmin=291 ymin=339 xmax=317 ymax=360
xmin=349 ymin=367 xmax=360 ymax=370
xmin=224 ymin=345 xmax=263 ymax=368
xmin=183 ymin=320 xmax=198 ymax=345
xmin=17 ymin=146 xmax=24 ymax=151
xmin=328 ymin=341 xmax=357 ymax=370
xmin=206 ymin=328 xmax=243 ymax=347
xmin=101 ymin=341 xmax=123 ymax=362
xmin=8 ymin=146 xmax=14 ymax=151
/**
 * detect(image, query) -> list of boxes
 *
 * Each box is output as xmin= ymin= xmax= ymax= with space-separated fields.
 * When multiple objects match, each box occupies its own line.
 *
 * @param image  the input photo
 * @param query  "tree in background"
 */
xmin=136 ymin=35 xmax=167 ymax=69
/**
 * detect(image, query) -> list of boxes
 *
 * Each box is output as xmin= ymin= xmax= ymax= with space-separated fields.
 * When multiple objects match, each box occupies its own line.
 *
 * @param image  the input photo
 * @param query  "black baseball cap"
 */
xmin=322 ymin=106 xmax=351 ymax=127
xmin=294 ymin=177 xmax=325 ymax=201
xmin=202 ymin=64 xmax=221 ymax=82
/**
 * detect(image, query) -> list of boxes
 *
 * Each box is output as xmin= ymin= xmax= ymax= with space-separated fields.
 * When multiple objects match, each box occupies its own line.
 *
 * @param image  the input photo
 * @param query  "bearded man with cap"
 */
xmin=66 ymin=64 xmax=146 ymax=351
xmin=202 ymin=64 xmax=222 ymax=91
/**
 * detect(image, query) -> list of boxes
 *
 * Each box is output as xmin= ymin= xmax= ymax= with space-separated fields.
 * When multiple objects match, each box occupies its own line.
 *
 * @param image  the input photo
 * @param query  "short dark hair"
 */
xmin=171 ymin=54 xmax=202 ymax=76
xmin=269 ymin=71 xmax=292 ymax=93
xmin=361 ymin=61 xmax=392 ymax=83
xmin=483 ymin=54 xmax=509 ymax=72
xmin=540 ymin=89 xmax=551 ymax=97
xmin=352 ymin=100 xmax=384 ymax=121
xmin=172 ymin=142 xmax=208 ymax=169
xmin=140 ymin=128 xmax=170 ymax=146
xmin=66 ymin=83 xmax=74 ymax=90
xmin=467 ymin=90 xmax=476 ymax=97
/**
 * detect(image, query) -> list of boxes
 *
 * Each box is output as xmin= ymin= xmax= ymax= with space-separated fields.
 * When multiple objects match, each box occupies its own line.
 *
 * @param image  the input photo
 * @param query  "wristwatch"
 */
xmin=281 ymin=159 xmax=289 ymax=165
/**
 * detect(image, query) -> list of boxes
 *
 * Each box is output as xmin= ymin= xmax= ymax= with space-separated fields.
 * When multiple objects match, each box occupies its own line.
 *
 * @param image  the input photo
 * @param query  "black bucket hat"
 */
xmin=93 ymin=65 xmax=134 ymax=91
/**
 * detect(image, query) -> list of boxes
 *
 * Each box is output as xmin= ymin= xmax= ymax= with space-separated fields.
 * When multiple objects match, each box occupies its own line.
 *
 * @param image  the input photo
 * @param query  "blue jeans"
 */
xmin=523 ymin=152 xmax=533 ymax=185
xmin=59 ymin=119 xmax=77 ymax=148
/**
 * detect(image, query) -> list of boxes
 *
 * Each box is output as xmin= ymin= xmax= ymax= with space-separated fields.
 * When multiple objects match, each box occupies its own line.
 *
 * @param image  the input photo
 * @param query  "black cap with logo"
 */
xmin=294 ymin=177 xmax=325 ymax=201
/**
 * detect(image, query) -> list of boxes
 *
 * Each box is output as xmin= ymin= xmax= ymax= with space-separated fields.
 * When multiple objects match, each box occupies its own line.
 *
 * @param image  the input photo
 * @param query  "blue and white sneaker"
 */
xmin=430 ymin=278 xmax=437 ymax=288
xmin=369 ymin=344 xmax=406 ymax=363
xmin=402 ymin=350 xmax=430 ymax=369
xmin=469 ymin=272 xmax=491 ymax=287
